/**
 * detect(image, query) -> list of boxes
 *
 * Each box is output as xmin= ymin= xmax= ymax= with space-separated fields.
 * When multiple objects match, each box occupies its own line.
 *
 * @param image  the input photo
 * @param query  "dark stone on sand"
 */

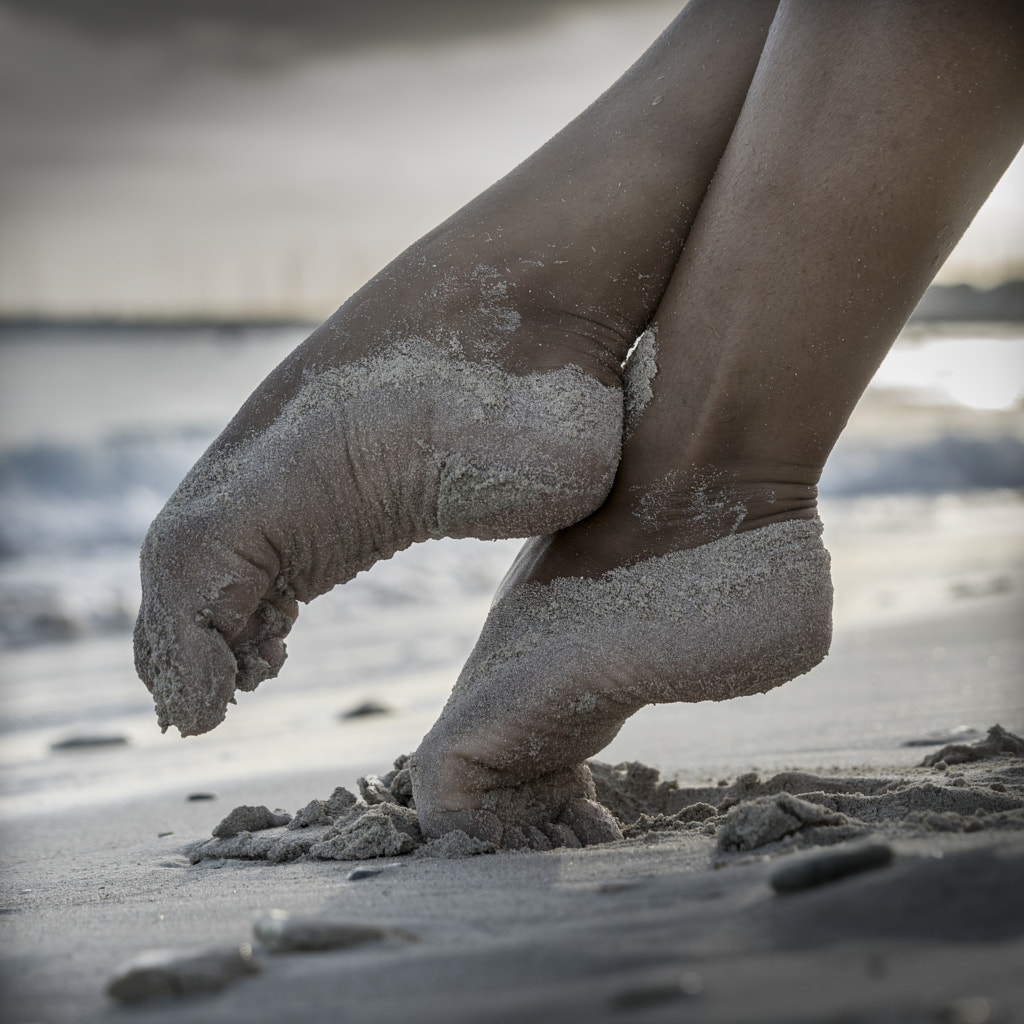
xmin=771 ymin=841 xmax=894 ymax=893
xmin=212 ymin=805 xmax=292 ymax=838
xmin=920 ymin=724 xmax=1024 ymax=768
xmin=50 ymin=734 xmax=128 ymax=750
xmin=187 ymin=792 xmax=216 ymax=801
xmin=106 ymin=944 xmax=260 ymax=1003
xmin=902 ymin=727 xmax=981 ymax=748
xmin=340 ymin=700 xmax=392 ymax=720
xmin=609 ymin=971 xmax=703 ymax=1011
xmin=940 ymin=996 xmax=1004 ymax=1024
xmin=253 ymin=909 xmax=412 ymax=952
xmin=346 ymin=867 xmax=384 ymax=880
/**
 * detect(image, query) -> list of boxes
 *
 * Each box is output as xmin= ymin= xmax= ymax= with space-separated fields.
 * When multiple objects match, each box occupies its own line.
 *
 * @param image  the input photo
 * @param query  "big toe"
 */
xmin=135 ymin=607 xmax=240 ymax=736
xmin=135 ymin=515 xmax=290 ymax=734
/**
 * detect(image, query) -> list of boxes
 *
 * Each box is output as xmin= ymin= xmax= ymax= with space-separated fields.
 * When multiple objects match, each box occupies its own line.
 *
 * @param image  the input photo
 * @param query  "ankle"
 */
xmin=623 ymin=467 xmax=819 ymax=547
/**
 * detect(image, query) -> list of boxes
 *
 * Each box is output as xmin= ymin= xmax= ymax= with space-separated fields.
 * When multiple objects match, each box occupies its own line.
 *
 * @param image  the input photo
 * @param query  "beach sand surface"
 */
xmin=1 ymin=483 xmax=1022 ymax=1023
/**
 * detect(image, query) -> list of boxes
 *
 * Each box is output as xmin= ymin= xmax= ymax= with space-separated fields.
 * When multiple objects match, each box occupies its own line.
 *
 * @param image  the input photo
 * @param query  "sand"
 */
xmin=2 ymin=724 xmax=1022 ymax=1023
xmin=622 ymin=326 xmax=657 ymax=440
xmin=181 ymin=726 xmax=1023 ymax=867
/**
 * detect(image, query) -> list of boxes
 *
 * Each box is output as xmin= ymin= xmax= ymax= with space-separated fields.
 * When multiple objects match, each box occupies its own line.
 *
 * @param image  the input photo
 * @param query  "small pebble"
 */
xmin=942 ymin=996 xmax=1002 ymax=1024
xmin=901 ymin=727 xmax=980 ymax=748
xmin=51 ymin=735 xmax=128 ymax=750
xmin=609 ymin=971 xmax=703 ymax=1010
xmin=596 ymin=882 xmax=637 ymax=894
xmin=347 ymin=867 xmax=384 ymax=881
xmin=253 ymin=909 xmax=411 ymax=952
xmin=106 ymin=944 xmax=259 ymax=1003
xmin=340 ymin=700 xmax=392 ymax=720
xmin=771 ymin=841 xmax=893 ymax=893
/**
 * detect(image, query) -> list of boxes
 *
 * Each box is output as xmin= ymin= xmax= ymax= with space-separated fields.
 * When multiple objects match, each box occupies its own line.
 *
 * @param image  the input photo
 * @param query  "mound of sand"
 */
xmin=187 ymin=725 xmax=1024 ymax=864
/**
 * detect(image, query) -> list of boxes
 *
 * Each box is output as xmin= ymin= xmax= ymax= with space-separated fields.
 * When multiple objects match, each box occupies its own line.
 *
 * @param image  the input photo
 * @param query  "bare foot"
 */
xmin=133 ymin=2 xmax=784 ymax=737
xmin=134 ymin=250 xmax=627 ymax=736
xmin=412 ymin=0 xmax=1024 ymax=850
xmin=411 ymin=500 xmax=832 ymax=849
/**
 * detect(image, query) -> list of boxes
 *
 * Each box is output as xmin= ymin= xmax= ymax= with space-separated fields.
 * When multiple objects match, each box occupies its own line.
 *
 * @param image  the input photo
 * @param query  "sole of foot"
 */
xmin=136 ymin=280 xmax=627 ymax=736
xmin=412 ymin=517 xmax=833 ymax=849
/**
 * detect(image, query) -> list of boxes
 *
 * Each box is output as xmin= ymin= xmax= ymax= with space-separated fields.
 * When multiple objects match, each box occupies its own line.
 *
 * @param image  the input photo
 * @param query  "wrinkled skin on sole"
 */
xmin=412 ymin=518 xmax=832 ymax=849
xmin=134 ymin=335 xmax=623 ymax=736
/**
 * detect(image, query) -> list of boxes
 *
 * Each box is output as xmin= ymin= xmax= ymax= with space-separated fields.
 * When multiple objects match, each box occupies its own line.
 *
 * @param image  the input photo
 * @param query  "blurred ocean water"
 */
xmin=0 ymin=321 xmax=1021 ymax=818
xmin=0 ymin=321 xmax=1022 ymax=649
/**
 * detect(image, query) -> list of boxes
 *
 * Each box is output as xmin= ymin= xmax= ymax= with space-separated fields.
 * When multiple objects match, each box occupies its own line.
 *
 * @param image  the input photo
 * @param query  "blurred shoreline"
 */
xmin=1 ymin=280 xmax=1022 ymax=333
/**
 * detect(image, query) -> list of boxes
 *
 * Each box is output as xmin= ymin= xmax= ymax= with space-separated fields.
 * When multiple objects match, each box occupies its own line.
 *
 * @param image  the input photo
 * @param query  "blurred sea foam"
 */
xmin=0 ymin=320 xmax=1021 ymax=649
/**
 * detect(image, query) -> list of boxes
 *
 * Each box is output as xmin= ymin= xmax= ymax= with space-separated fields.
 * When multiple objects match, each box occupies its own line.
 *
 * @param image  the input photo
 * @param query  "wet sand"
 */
xmin=2 ymin=597 xmax=1022 ymax=1023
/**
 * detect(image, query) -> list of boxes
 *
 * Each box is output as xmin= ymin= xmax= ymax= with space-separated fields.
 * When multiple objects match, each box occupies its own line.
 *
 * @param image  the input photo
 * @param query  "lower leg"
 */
xmin=542 ymin=0 xmax=1024 ymax=573
xmin=135 ymin=1 xmax=779 ymax=736
xmin=413 ymin=0 xmax=1024 ymax=846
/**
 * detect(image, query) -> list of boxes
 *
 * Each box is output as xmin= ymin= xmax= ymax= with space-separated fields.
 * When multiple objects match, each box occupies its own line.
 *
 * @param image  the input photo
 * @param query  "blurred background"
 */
xmin=2 ymin=0 xmax=1023 ymax=321
xmin=0 ymin=0 xmax=1021 ymax=814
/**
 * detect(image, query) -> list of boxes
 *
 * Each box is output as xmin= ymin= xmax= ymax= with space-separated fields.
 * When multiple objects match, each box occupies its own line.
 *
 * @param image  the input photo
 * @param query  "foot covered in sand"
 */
xmin=134 ymin=250 xmax=631 ymax=737
xmin=412 ymin=515 xmax=834 ymax=849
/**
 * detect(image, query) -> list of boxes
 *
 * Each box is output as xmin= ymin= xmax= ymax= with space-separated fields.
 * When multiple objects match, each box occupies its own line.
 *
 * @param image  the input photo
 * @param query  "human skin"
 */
xmin=134 ymin=1 xmax=779 ymax=735
xmin=412 ymin=0 xmax=1024 ymax=848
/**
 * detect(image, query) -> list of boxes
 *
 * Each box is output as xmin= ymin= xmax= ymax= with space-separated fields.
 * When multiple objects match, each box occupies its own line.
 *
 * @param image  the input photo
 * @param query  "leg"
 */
xmin=413 ymin=0 xmax=1024 ymax=847
xmin=135 ymin=2 xmax=779 ymax=736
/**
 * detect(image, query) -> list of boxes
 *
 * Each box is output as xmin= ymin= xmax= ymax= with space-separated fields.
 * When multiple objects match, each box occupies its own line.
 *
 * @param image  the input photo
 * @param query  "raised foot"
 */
xmin=135 ymin=334 xmax=622 ymax=737
xmin=412 ymin=517 xmax=833 ymax=849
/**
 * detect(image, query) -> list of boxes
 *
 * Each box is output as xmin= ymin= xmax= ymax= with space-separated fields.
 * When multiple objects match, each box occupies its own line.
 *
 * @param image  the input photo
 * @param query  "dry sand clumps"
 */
xmin=187 ymin=726 xmax=1024 ymax=865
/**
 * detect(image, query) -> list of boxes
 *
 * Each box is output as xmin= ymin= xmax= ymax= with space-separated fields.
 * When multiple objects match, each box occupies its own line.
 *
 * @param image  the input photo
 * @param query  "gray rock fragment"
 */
xmin=212 ymin=805 xmax=292 ymax=838
xmin=106 ymin=945 xmax=259 ymax=1003
xmin=771 ymin=841 xmax=894 ymax=893
xmin=253 ymin=909 xmax=412 ymax=952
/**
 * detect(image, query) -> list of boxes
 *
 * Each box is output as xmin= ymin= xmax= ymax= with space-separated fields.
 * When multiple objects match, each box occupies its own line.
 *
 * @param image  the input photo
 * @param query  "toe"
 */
xmin=501 ymin=826 xmax=529 ymax=850
xmin=525 ymin=826 xmax=553 ymax=851
xmin=543 ymin=822 xmax=582 ymax=849
xmin=417 ymin=808 xmax=504 ymax=846
xmin=559 ymin=797 xmax=623 ymax=846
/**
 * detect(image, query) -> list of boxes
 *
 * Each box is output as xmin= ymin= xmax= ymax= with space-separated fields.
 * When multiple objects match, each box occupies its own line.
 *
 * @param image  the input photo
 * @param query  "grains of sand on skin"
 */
xmin=141 ymin=341 xmax=622 ymax=738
